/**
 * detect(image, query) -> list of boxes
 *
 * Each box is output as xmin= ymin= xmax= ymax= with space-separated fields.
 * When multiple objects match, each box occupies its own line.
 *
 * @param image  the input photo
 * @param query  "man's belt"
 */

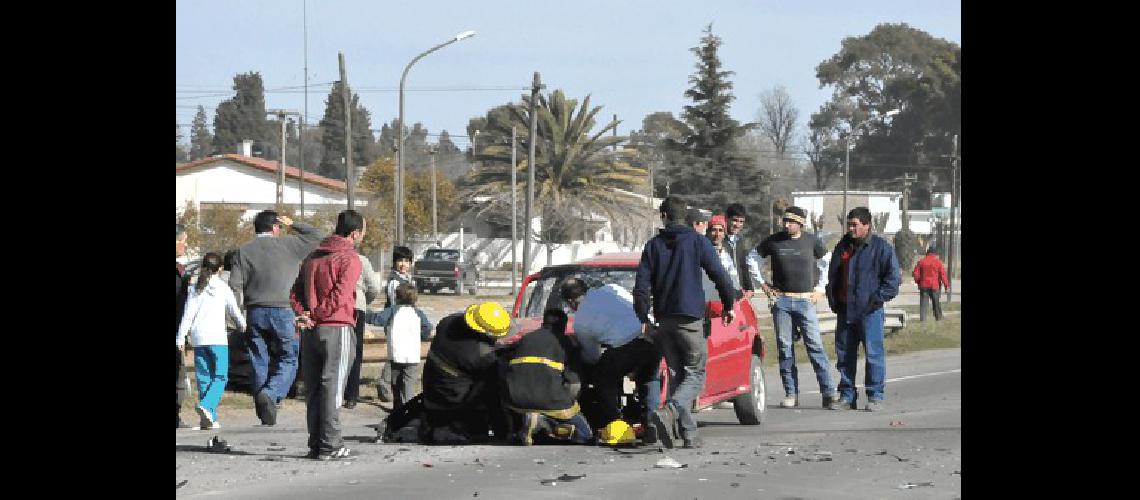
xmin=509 ymin=356 xmax=564 ymax=371
xmin=777 ymin=291 xmax=816 ymax=299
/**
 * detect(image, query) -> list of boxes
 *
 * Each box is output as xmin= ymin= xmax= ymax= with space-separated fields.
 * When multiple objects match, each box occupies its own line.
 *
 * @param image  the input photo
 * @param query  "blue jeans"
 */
xmin=834 ymin=308 xmax=886 ymax=403
xmin=772 ymin=296 xmax=834 ymax=396
xmin=246 ymin=306 xmax=299 ymax=403
xmin=654 ymin=315 xmax=706 ymax=439
xmin=194 ymin=345 xmax=229 ymax=420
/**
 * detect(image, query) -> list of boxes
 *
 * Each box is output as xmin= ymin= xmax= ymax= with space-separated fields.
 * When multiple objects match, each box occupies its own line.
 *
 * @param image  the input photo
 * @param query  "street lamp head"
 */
xmin=454 ymin=30 xmax=476 ymax=41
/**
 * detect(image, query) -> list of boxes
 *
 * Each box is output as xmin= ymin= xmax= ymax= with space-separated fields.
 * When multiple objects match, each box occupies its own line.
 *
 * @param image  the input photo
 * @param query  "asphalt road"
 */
xmin=177 ymin=348 xmax=961 ymax=499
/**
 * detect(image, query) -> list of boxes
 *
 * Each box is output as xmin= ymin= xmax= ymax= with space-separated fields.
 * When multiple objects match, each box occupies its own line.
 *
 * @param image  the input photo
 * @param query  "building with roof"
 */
xmin=176 ymin=153 xmax=368 ymax=221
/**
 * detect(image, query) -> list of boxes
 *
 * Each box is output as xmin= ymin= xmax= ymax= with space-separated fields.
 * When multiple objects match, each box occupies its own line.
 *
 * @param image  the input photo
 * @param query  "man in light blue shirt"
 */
xmin=560 ymin=278 xmax=662 ymax=444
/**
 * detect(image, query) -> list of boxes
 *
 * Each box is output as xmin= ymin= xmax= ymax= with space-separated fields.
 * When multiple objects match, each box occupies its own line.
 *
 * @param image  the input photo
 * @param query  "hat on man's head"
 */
xmin=708 ymin=214 xmax=727 ymax=228
xmin=782 ymin=206 xmax=807 ymax=226
xmin=685 ymin=208 xmax=709 ymax=226
xmin=927 ymin=245 xmax=938 ymax=254
xmin=464 ymin=302 xmax=512 ymax=338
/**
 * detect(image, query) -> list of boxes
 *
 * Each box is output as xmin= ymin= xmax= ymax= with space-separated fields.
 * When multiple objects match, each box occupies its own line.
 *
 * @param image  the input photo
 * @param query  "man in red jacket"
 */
xmin=912 ymin=246 xmax=949 ymax=321
xmin=292 ymin=210 xmax=365 ymax=460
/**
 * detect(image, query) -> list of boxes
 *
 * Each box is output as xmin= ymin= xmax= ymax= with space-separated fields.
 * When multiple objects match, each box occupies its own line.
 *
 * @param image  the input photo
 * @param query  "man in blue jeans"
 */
xmin=634 ymin=196 xmax=736 ymax=449
xmin=825 ymin=207 xmax=900 ymax=412
xmin=747 ymin=206 xmax=837 ymax=410
xmin=230 ymin=210 xmax=324 ymax=425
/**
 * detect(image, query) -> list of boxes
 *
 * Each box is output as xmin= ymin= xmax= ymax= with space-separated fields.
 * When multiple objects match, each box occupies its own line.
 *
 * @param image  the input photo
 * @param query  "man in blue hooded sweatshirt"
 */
xmin=633 ymin=196 xmax=736 ymax=449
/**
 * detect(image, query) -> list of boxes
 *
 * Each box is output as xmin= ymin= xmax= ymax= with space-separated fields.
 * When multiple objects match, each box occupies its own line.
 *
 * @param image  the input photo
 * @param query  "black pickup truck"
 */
xmin=413 ymin=248 xmax=479 ymax=295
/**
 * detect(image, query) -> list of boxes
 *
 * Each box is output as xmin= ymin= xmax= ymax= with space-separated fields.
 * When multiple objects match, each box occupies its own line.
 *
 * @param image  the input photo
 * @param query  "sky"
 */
xmin=176 ymin=0 xmax=960 ymax=152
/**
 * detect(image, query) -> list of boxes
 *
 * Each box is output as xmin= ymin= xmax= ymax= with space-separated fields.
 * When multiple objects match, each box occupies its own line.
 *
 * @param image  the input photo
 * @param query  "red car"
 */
xmin=505 ymin=252 xmax=768 ymax=427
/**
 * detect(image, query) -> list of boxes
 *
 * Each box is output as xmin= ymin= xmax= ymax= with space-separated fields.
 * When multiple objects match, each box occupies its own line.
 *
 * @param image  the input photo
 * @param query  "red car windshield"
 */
xmin=519 ymin=267 xmax=638 ymax=318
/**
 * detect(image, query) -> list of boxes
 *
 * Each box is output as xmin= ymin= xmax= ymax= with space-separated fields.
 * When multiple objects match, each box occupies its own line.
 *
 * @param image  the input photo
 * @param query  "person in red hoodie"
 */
xmin=912 ymin=246 xmax=949 ymax=321
xmin=292 ymin=210 xmax=365 ymax=460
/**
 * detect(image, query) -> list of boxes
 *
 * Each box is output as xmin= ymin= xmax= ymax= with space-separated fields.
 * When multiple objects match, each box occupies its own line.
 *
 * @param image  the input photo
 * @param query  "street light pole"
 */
xmin=842 ymin=108 xmax=900 ymax=220
xmin=430 ymin=147 xmax=438 ymax=243
xmin=397 ymin=30 xmax=476 ymax=245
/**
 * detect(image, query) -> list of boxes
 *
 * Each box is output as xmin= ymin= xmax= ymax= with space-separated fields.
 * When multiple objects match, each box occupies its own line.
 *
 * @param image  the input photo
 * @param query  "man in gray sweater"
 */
xmin=230 ymin=210 xmax=324 ymax=425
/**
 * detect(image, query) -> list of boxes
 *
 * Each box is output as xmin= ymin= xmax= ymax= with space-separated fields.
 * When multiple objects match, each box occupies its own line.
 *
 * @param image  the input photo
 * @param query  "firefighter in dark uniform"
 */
xmin=500 ymin=309 xmax=593 ymax=445
xmin=419 ymin=302 xmax=512 ymax=444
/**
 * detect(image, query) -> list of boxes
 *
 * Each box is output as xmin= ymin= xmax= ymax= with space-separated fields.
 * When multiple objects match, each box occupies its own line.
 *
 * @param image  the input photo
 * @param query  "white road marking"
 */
xmin=794 ymin=369 xmax=961 ymax=395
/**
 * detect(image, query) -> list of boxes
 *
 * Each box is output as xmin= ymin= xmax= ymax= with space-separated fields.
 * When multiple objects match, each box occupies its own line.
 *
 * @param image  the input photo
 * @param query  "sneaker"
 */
xmin=865 ymin=401 xmax=883 ymax=412
xmin=682 ymin=436 xmax=704 ymax=449
xmin=343 ymin=399 xmax=357 ymax=409
xmin=304 ymin=449 xmax=320 ymax=460
xmin=317 ymin=447 xmax=356 ymax=461
xmin=196 ymin=405 xmax=216 ymax=429
xmin=256 ymin=391 xmax=277 ymax=426
xmin=822 ymin=394 xmax=840 ymax=410
xmin=642 ymin=418 xmax=658 ymax=445
xmin=649 ymin=407 xmax=676 ymax=449
xmin=780 ymin=396 xmax=799 ymax=408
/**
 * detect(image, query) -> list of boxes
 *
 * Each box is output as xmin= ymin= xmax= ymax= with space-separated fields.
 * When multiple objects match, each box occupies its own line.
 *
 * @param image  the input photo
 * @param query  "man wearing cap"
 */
xmin=500 ymin=309 xmax=593 ymax=445
xmin=912 ymin=246 xmax=949 ymax=321
xmin=707 ymin=215 xmax=742 ymax=291
xmin=748 ymin=206 xmax=838 ymax=410
xmin=419 ymin=301 xmax=512 ymax=444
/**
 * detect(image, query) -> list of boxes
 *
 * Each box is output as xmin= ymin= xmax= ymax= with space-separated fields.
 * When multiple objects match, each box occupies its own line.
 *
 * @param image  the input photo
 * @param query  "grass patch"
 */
xmin=758 ymin=309 xmax=960 ymax=367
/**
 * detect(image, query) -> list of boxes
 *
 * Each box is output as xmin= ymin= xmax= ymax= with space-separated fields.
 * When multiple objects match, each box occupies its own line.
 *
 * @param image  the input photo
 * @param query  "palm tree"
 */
xmin=464 ymin=90 xmax=650 ymax=263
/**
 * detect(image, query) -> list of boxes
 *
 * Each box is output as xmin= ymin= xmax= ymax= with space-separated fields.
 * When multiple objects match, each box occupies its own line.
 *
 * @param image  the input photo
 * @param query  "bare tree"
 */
xmin=756 ymin=85 xmax=799 ymax=154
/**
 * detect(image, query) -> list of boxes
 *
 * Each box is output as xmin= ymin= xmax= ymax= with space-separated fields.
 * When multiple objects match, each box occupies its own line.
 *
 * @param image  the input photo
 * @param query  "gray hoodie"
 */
xmin=356 ymin=253 xmax=383 ymax=311
xmin=229 ymin=221 xmax=324 ymax=308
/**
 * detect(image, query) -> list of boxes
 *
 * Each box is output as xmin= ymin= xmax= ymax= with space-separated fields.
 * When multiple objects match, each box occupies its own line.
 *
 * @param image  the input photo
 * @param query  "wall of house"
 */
xmin=176 ymin=161 xmax=365 ymax=220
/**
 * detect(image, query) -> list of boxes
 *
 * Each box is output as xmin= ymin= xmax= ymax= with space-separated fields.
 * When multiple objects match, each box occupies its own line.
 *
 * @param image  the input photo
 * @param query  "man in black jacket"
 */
xmin=501 ymin=309 xmax=592 ymax=445
xmin=724 ymin=203 xmax=755 ymax=294
xmin=634 ymin=196 xmax=736 ymax=449
xmin=419 ymin=302 xmax=512 ymax=444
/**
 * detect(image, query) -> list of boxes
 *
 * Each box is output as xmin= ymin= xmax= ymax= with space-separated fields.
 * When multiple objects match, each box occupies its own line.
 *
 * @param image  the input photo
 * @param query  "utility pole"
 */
xmin=523 ymin=72 xmax=543 ymax=272
xmin=300 ymin=0 xmax=308 ymax=218
xmin=267 ymin=109 xmax=300 ymax=207
xmin=430 ymin=147 xmax=438 ymax=243
xmin=902 ymin=172 xmax=917 ymax=230
xmin=339 ymin=52 xmax=354 ymax=210
xmin=511 ymin=126 xmax=518 ymax=296
xmin=947 ymin=134 xmax=959 ymax=301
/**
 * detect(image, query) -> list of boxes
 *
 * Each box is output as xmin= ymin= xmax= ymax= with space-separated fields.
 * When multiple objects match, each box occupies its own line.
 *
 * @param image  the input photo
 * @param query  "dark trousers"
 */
xmin=343 ymin=310 xmax=366 ymax=402
xmin=391 ymin=362 xmax=419 ymax=410
xmin=654 ymin=315 xmax=706 ymax=439
xmin=302 ymin=325 xmax=355 ymax=454
xmin=919 ymin=288 xmax=943 ymax=321
xmin=176 ymin=347 xmax=188 ymax=425
xmin=592 ymin=338 xmax=661 ymax=424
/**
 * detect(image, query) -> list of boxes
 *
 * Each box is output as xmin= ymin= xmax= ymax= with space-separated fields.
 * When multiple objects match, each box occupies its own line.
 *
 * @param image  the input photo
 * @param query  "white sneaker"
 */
xmin=196 ymin=405 xmax=218 ymax=429
xmin=780 ymin=396 xmax=799 ymax=408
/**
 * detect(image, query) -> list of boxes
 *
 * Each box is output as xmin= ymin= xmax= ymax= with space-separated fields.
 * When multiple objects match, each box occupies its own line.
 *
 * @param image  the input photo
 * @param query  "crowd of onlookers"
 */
xmin=177 ymin=197 xmax=947 ymax=460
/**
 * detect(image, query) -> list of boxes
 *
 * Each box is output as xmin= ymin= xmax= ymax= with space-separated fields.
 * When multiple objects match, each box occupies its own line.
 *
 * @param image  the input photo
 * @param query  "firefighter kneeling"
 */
xmin=500 ymin=309 xmax=593 ymax=445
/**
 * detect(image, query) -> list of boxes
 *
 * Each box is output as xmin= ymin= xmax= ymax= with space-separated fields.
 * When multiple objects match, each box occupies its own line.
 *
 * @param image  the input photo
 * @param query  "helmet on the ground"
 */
xmin=598 ymin=419 xmax=635 ymax=445
xmin=464 ymin=302 xmax=511 ymax=338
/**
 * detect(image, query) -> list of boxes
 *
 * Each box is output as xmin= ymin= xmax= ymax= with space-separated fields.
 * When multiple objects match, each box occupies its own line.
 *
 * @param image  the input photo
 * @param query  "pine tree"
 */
xmin=190 ymin=105 xmax=213 ymax=160
xmin=667 ymin=24 xmax=769 ymax=232
xmin=212 ymin=72 xmax=271 ymax=155
xmin=318 ymin=81 xmax=377 ymax=179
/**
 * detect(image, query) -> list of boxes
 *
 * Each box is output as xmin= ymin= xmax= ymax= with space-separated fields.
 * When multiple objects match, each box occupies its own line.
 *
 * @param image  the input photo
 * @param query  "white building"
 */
xmin=792 ymin=190 xmax=959 ymax=237
xmin=176 ymin=154 xmax=368 ymax=221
